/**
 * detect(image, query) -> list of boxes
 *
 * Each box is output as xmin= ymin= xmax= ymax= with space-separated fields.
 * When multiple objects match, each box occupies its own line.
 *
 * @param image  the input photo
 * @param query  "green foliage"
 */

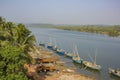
xmin=15 ymin=24 xmax=36 ymax=51
xmin=0 ymin=16 xmax=36 ymax=79
xmin=53 ymin=25 xmax=120 ymax=37
xmin=0 ymin=45 xmax=27 ymax=80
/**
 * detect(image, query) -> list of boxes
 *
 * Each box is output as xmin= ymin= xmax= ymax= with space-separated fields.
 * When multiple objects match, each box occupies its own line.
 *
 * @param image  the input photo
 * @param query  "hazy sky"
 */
xmin=0 ymin=0 xmax=120 ymax=25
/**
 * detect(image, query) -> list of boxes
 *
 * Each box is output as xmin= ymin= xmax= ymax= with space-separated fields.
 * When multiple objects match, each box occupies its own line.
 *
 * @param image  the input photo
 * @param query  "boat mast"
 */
xmin=73 ymin=46 xmax=76 ymax=56
xmin=55 ymin=39 xmax=57 ymax=47
xmin=75 ymin=45 xmax=80 ymax=59
xmin=49 ymin=37 xmax=52 ymax=45
xmin=94 ymin=49 xmax=98 ymax=64
xmin=88 ymin=54 xmax=94 ymax=64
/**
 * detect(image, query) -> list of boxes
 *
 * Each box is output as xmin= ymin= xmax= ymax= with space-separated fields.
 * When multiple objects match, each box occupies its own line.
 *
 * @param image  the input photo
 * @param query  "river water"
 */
xmin=28 ymin=27 xmax=120 ymax=80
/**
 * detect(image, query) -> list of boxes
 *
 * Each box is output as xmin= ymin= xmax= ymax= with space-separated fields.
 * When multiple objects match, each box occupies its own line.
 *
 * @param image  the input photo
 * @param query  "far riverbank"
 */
xmin=27 ymin=25 xmax=120 ymax=37
xmin=53 ymin=26 xmax=120 ymax=37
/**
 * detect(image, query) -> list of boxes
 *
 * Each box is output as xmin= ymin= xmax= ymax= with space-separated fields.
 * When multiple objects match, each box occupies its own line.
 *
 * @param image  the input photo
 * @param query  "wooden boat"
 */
xmin=83 ymin=52 xmax=101 ymax=70
xmin=72 ymin=46 xmax=83 ymax=64
xmin=36 ymin=63 xmax=56 ymax=72
xmin=109 ymin=68 xmax=120 ymax=77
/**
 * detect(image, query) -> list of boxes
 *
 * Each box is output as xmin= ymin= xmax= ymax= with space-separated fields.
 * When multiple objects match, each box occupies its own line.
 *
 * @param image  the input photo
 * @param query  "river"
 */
xmin=28 ymin=27 xmax=120 ymax=80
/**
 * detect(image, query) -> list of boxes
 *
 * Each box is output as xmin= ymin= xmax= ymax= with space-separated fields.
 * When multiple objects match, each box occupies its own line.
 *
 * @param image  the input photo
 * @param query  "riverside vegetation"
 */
xmin=55 ymin=25 xmax=120 ymax=37
xmin=35 ymin=25 xmax=120 ymax=37
xmin=0 ymin=17 xmax=36 ymax=80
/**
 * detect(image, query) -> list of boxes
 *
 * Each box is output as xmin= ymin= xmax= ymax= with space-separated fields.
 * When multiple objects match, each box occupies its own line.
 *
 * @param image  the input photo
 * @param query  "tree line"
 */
xmin=0 ymin=17 xmax=36 ymax=80
xmin=53 ymin=25 xmax=120 ymax=37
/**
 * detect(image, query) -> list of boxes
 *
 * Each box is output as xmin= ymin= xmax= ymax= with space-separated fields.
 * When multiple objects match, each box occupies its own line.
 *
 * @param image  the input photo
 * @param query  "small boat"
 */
xmin=72 ymin=46 xmax=83 ymax=64
xmin=52 ymin=45 xmax=58 ymax=51
xmin=47 ymin=38 xmax=53 ymax=49
xmin=83 ymin=51 xmax=101 ymax=70
xmin=65 ymin=52 xmax=78 ymax=59
xmin=83 ymin=61 xmax=101 ymax=70
xmin=52 ymin=40 xmax=58 ymax=51
xmin=47 ymin=43 xmax=53 ymax=49
xmin=65 ymin=52 xmax=73 ymax=58
xmin=39 ymin=41 xmax=45 ymax=47
xmin=56 ymin=48 xmax=65 ymax=55
xmin=109 ymin=68 xmax=120 ymax=77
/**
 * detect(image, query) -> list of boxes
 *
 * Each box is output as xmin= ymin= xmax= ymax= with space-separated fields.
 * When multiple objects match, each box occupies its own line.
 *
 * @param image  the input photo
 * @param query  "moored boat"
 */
xmin=72 ymin=46 xmax=83 ymax=64
xmin=109 ymin=68 xmax=120 ymax=77
xmin=65 ymin=52 xmax=78 ymax=59
xmin=56 ymin=48 xmax=65 ymax=55
xmin=65 ymin=52 xmax=73 ymax=58
xmin=47 ymin=43 xmax=53 ymax=49
xmin=47 ymin=38 xmax=53 ymax=49
xmin=83 ymin=51 xmax=101 ymax=70
xmin=52 ymin=45 xmax=58 ymax=51
xmin=72 ymin=56 xmax=83 ymax=64
xmin=39 ymin=41 xmax=45 ymax=47
xmin=52 ymin=40 xmax=58 ymax=51
xmin=83 ymin=61 xmax=101 ymax=70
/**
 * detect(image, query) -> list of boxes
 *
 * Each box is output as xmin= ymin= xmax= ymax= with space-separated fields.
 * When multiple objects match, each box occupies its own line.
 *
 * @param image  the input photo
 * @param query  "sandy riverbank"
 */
xmin=24 ymin=45 xmax=96 ymax=80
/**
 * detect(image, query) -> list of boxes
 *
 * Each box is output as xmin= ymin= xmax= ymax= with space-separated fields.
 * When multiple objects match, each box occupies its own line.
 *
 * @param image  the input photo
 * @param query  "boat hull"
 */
xmin=57 ymin=51 xmax=65 ymax=55
xmin=52 ymin=47 xmax=58 ymax=51
xmin=65 ymin=53 xmax=73 ymax=58
xmin=47 ymin=46 xmax=53 ymax=49
xmin=73 ymin=59 xmax=83 ymax=64
xmin=39 ymin=44 xmax=45 ymax=47
xmin=109 ymin=68 xmax=120 ymax=77
xmin=83 ymin=61 xmax=101 ymax=70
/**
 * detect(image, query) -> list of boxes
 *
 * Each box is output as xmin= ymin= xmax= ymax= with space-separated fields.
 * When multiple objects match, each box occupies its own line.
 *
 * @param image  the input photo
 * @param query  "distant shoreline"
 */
xmin=27 ymin=25 xmax=120 ymax=37
xmin=55 ymin=26 xmax=120 ymax=37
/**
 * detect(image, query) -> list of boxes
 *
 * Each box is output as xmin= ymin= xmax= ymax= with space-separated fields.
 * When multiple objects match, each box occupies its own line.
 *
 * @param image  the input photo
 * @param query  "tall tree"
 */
xmin=0 ymin=17 xmax=36 ymax=79
xmin=13 ymin=23 xmax=36 ymax=51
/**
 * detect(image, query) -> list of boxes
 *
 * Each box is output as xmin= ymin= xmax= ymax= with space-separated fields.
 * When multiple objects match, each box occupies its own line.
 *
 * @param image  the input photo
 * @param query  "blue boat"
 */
xmin=47 ymin=38 xmax=53 ymax=49
xmin=56 ymin=48 xmax=65 ymax=55
xmin=72 ymin=46 xmax=83 ymax=64
xmin=47 ymin=43 xmax=53 ymax=49
xmin=72 ymin=55 xmax=83 ymax=64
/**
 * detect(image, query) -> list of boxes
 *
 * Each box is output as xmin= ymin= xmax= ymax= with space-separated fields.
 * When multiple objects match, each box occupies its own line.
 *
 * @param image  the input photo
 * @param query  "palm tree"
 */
xmin=13 ymin=23 xmax=36 ymax=51
xmin=0 ymin=17 xmax=36 ymax=52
